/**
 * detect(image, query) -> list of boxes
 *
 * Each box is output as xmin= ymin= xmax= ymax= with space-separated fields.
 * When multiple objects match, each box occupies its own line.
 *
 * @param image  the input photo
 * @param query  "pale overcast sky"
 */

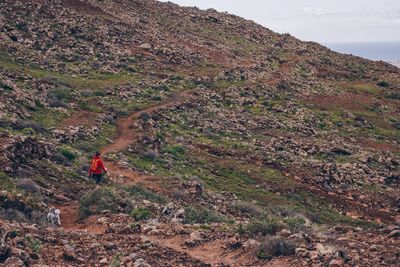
xmin=159 ymin=0 xmax=400 ymax=43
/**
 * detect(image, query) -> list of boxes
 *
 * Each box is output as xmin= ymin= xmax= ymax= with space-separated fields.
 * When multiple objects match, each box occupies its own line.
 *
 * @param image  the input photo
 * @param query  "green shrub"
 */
xmin=110 ymin=254 xmax=121 ymax=267
xmin=142 ymin=150 xmax=157 ymax=162
xmin=151 ymin=95 xmax=162 ymax=101
xmin=386 ymin=92 xmax=400 ymax=100
xmin=76 ymin=141 xmax=98 ymax=153
xmin=389 ymin=118 xmax=400 ymax=130
xmin=35 ymin=99 xmax=45 ymax=108
xmin=246 ymin=219 xmax=283 ymax=236
xmin=138 ymin=112 xmax=150 ymax=122
xmin=130 ymin=207 xmax=153 ymax=221
xmin=151 ymin=84 xmax=170 ymax=91
xmin=47 ymin=87 xmax=72 ymax=100
xmin=16 ymin=22 xmax=28 ymax=31
xmin=377 ymin=81 xmax=389 ymax=88
xmin=22 ymin=127 xmax=35 ymax=135
xmin=257 ymin=237 xmax=295 ymax=260
xmin=0 ymin=172 xmax=17 ymax=192
xmin=79 ymin=188 xmax=120 ymax=220
xmin=230 ymin=201 xmax=264 ymax=218
xmin=58 ymin=147 xmax=76 ymax=161
xmin=0 ymin=81 xmax=13 ymax=91
xmin=162 ymin=144 xmax=186 ymax=156
xmin=183 ymin=207 xmax=226 ymax=224
xmin=125 ymin=184 xmax=166 ymax=204
xmin=237 ymin=224 xmax=246 ymax=235
xmin=169 ymin=75 xmax=184 ymax=81
xmin=19 ymin=120 xmax=45 ymax=133
xmin=284 ymin=217 xmax=306 ymax=231
xmin=25 ymin=235 xmax=42 ymax=253
xmin=94 ymin=90 xmax=105 ymax=97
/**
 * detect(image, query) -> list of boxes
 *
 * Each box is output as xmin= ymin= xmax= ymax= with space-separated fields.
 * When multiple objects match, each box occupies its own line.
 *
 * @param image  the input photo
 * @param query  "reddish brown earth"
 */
xmin=60 ymin=110 xmax=99 ymax=127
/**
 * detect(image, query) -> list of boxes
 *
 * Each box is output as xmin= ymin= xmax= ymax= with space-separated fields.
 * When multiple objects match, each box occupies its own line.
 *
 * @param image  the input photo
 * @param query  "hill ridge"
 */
xmin=0 ymin=0 xmax=399 ymax=266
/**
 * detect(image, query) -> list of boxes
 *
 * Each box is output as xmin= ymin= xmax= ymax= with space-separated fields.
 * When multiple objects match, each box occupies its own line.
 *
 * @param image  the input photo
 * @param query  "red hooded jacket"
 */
xmin=89 ymin=156 xmax=107 ymax=176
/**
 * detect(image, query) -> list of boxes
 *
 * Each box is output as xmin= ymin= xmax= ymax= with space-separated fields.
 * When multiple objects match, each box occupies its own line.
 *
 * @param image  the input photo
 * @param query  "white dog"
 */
xmin=47 ymin=208 xmax=61 ymax=226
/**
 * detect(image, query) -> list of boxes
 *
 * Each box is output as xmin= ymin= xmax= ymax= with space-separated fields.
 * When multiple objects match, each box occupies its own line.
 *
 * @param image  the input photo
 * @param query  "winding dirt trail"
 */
xmin=101 ymin=89 xmax=192 ymax=155
xmin=56 ymin=56 xmax=299 ymax=232
xmin=54 ymin=59 xmax=303 ymax=264
xmin=57 ymin=89 xmax=193 ymax=231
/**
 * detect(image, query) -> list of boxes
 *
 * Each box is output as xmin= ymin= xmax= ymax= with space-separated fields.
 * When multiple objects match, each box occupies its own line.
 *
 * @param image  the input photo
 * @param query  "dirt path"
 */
xmin=101 ymin=89 xmax=192 ymax=155
xmin=147 ymin=236 xmax=253 ymax=267
xmin=55 ymin=59 xmax=300 ymax=263
xmin=57 ymin=90 xmax=193 ymax=232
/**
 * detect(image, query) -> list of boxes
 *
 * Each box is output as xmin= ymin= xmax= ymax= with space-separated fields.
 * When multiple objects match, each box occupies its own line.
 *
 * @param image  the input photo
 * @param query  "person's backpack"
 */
xmin=90 ymin=158 xmax=101 ymax=173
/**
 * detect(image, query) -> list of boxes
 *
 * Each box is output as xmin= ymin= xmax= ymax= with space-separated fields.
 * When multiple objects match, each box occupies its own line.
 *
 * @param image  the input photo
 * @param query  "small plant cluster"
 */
xmin=125 ymin=184 xmax=166 ymax=204
xmin=130 ymin=207 xmax=153 ymax=221
xmin=183 ymin=206 xmax=226 ymax=224
xmin=79 ymin=187 xmax=132 ymax=220
xmin=26 ymin=235 xmax=42 ymax=253
xmin=257 ymin=236 xmax=295 ymax=260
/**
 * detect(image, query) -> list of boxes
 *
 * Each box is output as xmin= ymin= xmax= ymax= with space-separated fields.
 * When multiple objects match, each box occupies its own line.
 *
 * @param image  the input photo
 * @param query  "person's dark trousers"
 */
xmin=93 ymin=173 xmax=102 ymax=185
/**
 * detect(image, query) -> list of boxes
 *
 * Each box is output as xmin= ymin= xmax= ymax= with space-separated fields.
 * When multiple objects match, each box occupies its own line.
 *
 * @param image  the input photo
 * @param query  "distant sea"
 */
xmin=324 ymin=41 xmax=400 ymax=68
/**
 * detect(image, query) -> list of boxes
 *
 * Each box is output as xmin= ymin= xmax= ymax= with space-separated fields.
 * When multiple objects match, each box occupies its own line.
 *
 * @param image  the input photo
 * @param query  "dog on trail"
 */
xmin=47 ymin=208 xmax=61 ymax=226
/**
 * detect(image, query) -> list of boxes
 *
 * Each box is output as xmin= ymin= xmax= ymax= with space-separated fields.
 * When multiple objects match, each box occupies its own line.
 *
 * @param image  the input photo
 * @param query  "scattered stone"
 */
xmin=3 ymin=256 xmax=24 ymax=267
xmin=133 ymin=258 xmax=151 ymax=267
xmin=280 ymin=229 xmax=291 ymax=237
xmin=62 ymin=245 xmax=77 ymax=261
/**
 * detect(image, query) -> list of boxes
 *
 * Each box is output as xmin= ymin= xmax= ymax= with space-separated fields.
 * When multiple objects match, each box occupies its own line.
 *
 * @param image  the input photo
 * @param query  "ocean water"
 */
xmin=324 ymin=41 xmax=400 ymax=64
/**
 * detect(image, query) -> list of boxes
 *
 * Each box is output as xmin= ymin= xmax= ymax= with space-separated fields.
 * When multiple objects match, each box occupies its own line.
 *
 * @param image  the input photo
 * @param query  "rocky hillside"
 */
xmin=0 ymin=0 xmax=399 ymax=266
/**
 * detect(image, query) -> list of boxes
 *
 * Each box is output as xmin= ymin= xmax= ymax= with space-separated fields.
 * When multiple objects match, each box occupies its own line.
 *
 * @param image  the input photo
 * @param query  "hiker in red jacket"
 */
xmin=89 ymin=152 xmax=108 ymax=185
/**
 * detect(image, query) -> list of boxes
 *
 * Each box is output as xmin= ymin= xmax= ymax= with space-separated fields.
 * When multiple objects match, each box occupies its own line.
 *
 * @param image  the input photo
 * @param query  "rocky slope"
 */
xmin=0 ymin=0 xmax=399 ymax=266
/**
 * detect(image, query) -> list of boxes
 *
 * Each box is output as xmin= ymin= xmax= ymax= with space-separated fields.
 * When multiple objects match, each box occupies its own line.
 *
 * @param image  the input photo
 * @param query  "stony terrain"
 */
xmin=0 ymin=0 xmax=399 ymax=266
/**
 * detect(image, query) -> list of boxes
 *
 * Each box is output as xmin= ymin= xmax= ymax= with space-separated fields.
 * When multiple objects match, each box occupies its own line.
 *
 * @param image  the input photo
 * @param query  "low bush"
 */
xmin=110 ymin=254 xmax=121 ymax=267
xmin=377 ymin=81 xmax=389 ymax=88
xmin=104 ymin=115 xmax=116 ymax=125
xmin=75 ymin=141 xmax=99 ymax=153
xmin=0 ymin=81 xmax=14 ymax=91
xmin=151 ymin=95 xmax=162 ymax=101
xmin=51 ymin=152 xmax=70 ymax=165
xmin=142 ymin=150 xmax=157 ymax=162
xmin=246 ymin=219 xmax=283 ymax=236
xmin=130 ymin=207 xmax=153 ymax=221
xmin=151 ymin=84 xmax=170 ymax=91
xmin=257 ymin=237 xmax=295 ymax=260
xmin=47 ymin=97 xmax=69 ymax=109
xmin=16 ymin=22 xmax=28 ymax=31
xmin=81 ymin=89 xmax=93 ymax=97
xmin=18 ymin=120 xmax=45 ymax=133
xmin=162 ymin=144 xmax=186 ymax=157
xmin=125 ymin=184 xmax=166 ymax=204
xmin=171 ymin=188 xmax=187 ymax=201
xmin=138 ymin=112 xmax=150 ymax=122
xmin=25 ymin=235 xmax=42 ymax=253
xmin=284 ymin=217 xmax=306 ymax=231
xmin=386 ymin=92 xmax=400 ymax=100
xmin=16 ymin=178 xmax=41 ymax=193
xmin=79 ymin=188 xmax=127 ymax=220
xmin=229 ymin=201 xmax=264 ymax=218
xmin=47 ymin=87 xmax=72 ymax=100
xmin=57 ymin=147 xmax=76 ymax=161
xmin=22 ymin=127 xmax=35 ymax=135
xmin=183 ymin=207 xmax=226 ymax=224
xmin=94 ymin=90 xmax=105 ymax=97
